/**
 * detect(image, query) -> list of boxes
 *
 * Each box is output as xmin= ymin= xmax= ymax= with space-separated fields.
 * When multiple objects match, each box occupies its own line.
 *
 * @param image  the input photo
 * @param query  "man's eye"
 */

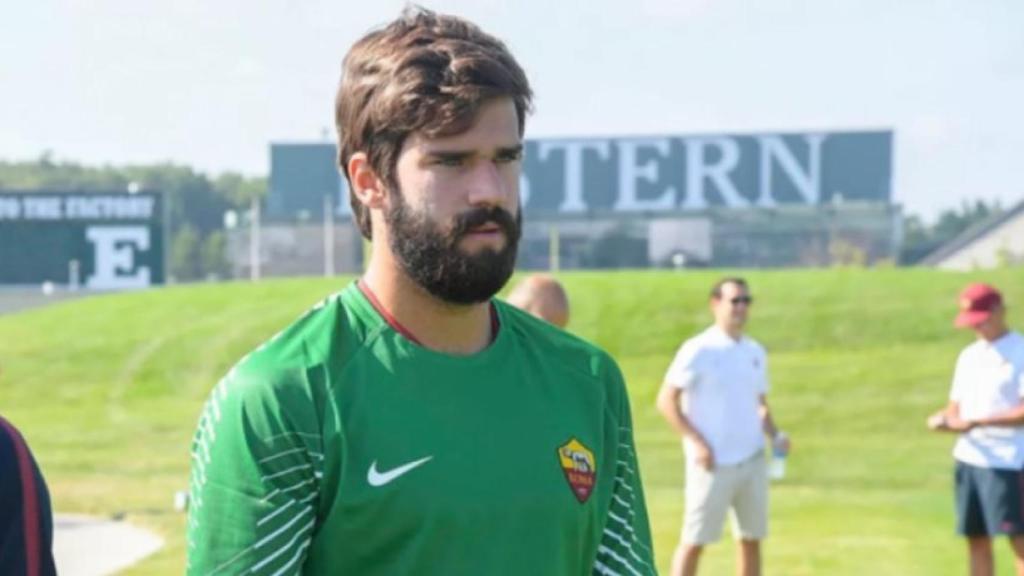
xmin=496 ymin=151 xmax=523 ymax=163
xmin=435 ymin=157 xmax=464 ymax=167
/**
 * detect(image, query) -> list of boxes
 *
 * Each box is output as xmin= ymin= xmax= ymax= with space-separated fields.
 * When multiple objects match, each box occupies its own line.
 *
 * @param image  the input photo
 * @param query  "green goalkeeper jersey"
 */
xmin=187 ymin=282 xmax=655 ymax=575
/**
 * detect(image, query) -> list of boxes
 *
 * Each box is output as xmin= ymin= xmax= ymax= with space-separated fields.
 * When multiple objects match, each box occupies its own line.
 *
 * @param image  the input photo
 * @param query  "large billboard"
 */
xmin=0 ymin=191 xmax=164 ymax=290
xmin=269 ymin=130 xmax=892 ymax=219
xmin=268 ymin=144 xmax=340 ymax=220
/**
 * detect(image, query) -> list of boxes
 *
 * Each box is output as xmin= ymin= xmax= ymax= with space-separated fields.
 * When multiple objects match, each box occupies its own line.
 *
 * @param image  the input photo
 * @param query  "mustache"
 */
xmin=450 ymin=206 xmax=520 ymax=241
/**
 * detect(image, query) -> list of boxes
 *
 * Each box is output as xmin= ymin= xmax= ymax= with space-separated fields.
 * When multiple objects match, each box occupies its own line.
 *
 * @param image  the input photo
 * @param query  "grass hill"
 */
xmin=1 ymin=268 xmax=1021 ymax=574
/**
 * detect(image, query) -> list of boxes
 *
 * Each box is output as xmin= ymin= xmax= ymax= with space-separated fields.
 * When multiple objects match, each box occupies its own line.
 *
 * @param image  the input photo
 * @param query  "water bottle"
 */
xmin=770 ymin=432 xmax=788 ymax=480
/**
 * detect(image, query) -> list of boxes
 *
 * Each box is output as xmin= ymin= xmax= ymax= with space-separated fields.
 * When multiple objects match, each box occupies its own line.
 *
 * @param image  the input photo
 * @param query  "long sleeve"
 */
xmin=187 ymin=365 xmax=324 ymax=576
xmin=593 ymin=361 xmax=656 ymax=576
xmin=0 ymin=417 xmax=57 ymax=576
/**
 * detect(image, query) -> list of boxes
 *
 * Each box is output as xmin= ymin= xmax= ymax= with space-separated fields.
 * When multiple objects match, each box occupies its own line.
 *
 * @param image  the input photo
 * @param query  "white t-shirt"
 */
xmin=664 ymin=325 xmax=769 ymax=466
xmin=950 ymin=330 xmax=1024 ymax=470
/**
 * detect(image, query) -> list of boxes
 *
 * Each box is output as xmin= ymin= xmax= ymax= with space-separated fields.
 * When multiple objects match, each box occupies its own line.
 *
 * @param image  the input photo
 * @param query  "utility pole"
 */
xmin=249 ymin=197 xmax=261 ymax=281
xmin=549 ymin=224 xmax=560 ymax=272
xmin=324 ymin=194 xmax=335 ymax=276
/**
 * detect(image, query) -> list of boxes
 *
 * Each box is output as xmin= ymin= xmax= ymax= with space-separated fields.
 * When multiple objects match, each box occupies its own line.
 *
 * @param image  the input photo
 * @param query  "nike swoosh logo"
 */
xmin=367 ymin=456 xmax=433 ymax=487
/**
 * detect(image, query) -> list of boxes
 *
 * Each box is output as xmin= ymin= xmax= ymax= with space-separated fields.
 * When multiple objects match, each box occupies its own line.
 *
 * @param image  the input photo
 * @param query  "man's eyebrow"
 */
xmin=424 ymin=150 xmax=475 ymax=161
xmin=423 ymin=144 xmax=524 ymax=159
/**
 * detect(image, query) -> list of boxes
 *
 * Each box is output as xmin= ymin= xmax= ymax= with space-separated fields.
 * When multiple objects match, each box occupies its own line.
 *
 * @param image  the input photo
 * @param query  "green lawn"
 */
xmin=1 ymin=268 xmax=1023 ymax=575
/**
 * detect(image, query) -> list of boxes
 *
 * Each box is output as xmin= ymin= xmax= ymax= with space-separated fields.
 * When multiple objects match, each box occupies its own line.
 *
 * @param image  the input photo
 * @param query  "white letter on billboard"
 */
xmin=0 ymin=198 xmax=21 ymax=220
xmin=519 ymin=174 xmax=531 ymax=208
xmin=85 ymin=226 xmax=152 ymax=290
xmin=613 ymin=138 xmax=677 ymax=212
xmin=758 ymin=134 xmax=827 ymax=206
xmin=539 ymin=140 xmax=611 ymax=213
xmin=684 ymin=138 xmax=744 ymax=209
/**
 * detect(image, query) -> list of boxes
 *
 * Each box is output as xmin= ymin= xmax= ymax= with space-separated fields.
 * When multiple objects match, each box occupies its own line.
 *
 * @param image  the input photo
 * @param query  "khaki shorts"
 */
xmin=683 ymin=452 xmax=768 ymax=545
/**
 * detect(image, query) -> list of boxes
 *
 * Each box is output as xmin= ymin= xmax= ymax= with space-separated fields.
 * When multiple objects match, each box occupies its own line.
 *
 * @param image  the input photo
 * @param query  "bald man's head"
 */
xmin=506 ymin=275 xmax=570 ymax=328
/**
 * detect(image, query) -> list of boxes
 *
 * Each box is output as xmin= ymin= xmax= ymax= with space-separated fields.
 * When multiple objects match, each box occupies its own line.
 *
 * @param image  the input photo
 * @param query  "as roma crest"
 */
xmin=557 ymin=438 xmax=596 ymax=504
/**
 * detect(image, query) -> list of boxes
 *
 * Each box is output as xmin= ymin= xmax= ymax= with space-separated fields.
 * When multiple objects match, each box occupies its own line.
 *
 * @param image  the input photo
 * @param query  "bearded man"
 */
xmin=185 ymin=7 xmax=654 ymax=575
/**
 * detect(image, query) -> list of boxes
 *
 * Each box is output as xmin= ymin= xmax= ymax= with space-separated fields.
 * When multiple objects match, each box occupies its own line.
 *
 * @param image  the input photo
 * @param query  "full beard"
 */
xmin=385 ymin=194 xmax=522 ymax=305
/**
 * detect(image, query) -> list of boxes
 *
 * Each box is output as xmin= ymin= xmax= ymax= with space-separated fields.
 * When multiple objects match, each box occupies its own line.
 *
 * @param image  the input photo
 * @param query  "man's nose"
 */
xmin=466 ymin=161 xmax=510 ymax=208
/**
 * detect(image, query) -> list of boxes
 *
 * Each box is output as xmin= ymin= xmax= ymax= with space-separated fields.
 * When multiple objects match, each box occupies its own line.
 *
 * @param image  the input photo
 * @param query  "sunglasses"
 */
xmin=730 ymin=296 xmax=753 ymax=305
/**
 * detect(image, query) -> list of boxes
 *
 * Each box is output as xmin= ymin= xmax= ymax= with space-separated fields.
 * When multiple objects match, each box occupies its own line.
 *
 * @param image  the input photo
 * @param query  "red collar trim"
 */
xmin=0 ymin=418 xmax=41 ymax=576
xmin=357 ymin=279 xmax=422 ymax=344
xmin=356 ymin=280 xmax=500 ymax=346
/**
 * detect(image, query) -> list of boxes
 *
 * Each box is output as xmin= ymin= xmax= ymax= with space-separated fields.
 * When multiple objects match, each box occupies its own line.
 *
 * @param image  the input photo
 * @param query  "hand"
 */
xmin=926 ymin=411 xmax=947 ymax=431
xmin=693 ymin=440 xmax=715 ymax=471
xmin=927 ymin=411 xmax=975 ymax=433
xmin=944 ymin=415 xmax=976 ymax=433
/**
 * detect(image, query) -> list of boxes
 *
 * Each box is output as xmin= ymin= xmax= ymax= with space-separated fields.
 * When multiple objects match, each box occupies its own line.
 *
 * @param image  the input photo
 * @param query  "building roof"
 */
xmin=920 ymin=199 xmax=1024 ymax=266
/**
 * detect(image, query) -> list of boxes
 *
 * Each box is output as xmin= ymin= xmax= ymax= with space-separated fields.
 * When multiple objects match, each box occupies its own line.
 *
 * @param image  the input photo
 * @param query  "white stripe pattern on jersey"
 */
xmin=188 ymin=360 xmax=326 ymax=576
xmin=592 ymin=426 xmax=655 ymax=576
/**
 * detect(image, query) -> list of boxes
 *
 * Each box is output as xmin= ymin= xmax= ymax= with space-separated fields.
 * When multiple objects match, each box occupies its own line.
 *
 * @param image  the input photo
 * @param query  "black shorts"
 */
xmin=955 ymin=461 xmax=1024 ymax=536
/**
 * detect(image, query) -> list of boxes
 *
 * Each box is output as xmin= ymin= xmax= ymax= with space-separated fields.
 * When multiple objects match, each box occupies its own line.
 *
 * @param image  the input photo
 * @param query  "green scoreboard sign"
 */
xmin=0 ymin=191 xmax=164 ymax=290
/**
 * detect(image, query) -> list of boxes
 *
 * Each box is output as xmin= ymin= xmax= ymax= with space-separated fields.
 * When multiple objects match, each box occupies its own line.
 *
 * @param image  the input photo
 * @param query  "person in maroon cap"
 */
xmin=928 ymin=283 xmax=1024 ymax=576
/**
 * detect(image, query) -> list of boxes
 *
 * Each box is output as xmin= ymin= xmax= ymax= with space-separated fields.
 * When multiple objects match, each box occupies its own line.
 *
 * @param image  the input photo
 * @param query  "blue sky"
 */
xmin=2 ymin=0 xmax=1021 ymax=220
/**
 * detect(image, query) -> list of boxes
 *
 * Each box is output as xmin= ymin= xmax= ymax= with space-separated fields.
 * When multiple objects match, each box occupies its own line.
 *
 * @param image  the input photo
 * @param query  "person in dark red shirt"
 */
xmin=0 ymin=415 xmax=57 ymax=576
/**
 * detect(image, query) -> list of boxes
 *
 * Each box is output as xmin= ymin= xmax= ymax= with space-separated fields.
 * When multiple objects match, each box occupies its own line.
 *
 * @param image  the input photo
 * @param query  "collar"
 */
xmin=357 ymin=279 xmax=500 ymax=346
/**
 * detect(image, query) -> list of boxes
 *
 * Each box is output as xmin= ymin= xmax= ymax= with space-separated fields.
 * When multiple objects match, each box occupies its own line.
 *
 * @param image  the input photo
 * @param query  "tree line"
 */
xmin=899 ymin=199 xmax=1004 ymax=264
xmin=0 ymin=154 xmax=1005 ymax=274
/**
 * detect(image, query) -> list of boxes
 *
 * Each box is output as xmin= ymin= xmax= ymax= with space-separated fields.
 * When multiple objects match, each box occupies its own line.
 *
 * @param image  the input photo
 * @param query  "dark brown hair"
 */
xmin=335 ymin=6 xmax=533 ymax=239
xmin=710 ymin=277 xmax=749 ymax=300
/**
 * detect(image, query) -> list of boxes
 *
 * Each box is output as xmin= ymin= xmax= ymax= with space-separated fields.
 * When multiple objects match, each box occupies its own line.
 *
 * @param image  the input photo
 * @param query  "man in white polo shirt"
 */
xmin=928 ymin=283 xmax=1024 ymax=576
xmin=656 ymin=277 xmax=790 ymax=576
